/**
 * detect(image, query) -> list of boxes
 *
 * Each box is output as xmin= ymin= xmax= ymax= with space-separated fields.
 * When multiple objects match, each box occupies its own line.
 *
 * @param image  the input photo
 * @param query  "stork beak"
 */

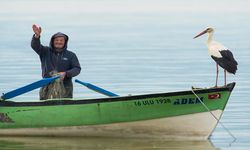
xmin=193 ymin=30 xmax=207 ymax=39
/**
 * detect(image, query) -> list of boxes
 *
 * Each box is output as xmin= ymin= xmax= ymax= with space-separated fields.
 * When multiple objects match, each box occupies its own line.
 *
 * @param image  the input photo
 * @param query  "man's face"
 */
xmin=53 ymin=37 xmax=65 ymax=49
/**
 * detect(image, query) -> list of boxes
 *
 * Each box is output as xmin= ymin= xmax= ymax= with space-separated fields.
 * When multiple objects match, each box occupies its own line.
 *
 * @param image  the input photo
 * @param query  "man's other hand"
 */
xmin=58 ymin=72 xmax=66 ymax=80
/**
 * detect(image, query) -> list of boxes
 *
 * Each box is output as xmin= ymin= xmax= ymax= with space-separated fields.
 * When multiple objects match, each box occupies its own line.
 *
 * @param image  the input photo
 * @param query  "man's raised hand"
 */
xmin=32 ymin=24 xmax=42 ymax=38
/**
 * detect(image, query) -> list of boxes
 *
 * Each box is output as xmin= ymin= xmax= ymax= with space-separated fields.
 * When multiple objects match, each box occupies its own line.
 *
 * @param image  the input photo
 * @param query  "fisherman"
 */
xmin=31 ymin=24 xmax=81 ymax=100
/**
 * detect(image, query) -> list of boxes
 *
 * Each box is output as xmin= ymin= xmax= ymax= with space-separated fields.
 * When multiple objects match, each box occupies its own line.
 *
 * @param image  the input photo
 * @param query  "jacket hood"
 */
xmin=49 ymin=32 xmax=69 ymax=51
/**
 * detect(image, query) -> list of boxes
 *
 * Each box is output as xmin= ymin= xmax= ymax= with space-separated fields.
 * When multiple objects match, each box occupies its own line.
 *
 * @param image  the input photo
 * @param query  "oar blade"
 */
xmin=1 ymin=76 xmax=60 ymax=100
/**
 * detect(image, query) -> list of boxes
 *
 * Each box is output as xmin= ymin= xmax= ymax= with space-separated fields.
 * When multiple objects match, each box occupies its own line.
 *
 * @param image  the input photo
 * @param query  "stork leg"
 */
xmin=215 ymin=63 xmax=219 ymax=87
xmin=224 ymin=69 xmax=227 ymax=86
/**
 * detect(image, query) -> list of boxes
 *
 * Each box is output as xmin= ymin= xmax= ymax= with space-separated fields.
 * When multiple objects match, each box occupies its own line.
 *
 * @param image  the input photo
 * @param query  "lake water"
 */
xmin=0 ymin=0 xmax=250 ymax=149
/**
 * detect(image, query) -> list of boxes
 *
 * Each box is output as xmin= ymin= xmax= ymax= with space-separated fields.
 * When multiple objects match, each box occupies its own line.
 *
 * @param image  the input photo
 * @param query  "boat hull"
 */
xmin=0 ymin=83 xmax=235 ymax=139
xmin=0 ymin=110 xmax=222 ymax=140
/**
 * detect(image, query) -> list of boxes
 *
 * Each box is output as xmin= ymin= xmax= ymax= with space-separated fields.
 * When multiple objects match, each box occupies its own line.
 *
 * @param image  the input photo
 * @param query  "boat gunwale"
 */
xmin=0 ymin=82 xmax=235 ymax=107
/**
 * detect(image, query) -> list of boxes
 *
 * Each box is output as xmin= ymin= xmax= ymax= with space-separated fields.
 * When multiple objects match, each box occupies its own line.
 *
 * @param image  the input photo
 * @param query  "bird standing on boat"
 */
xmin=193 ymin=27 xmax=238 ymax=87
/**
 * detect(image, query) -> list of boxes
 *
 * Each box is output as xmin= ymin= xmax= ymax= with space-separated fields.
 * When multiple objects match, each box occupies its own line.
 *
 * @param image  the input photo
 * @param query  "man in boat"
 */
xmin=31 ymin=24 xmax=81 ymax=100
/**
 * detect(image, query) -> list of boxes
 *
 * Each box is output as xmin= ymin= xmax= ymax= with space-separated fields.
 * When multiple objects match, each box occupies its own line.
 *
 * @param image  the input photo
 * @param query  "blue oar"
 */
xmin=1 ymin=76 xmax=60 ymax=100
xmin=75 ymin=79 xmax=119 ymax=97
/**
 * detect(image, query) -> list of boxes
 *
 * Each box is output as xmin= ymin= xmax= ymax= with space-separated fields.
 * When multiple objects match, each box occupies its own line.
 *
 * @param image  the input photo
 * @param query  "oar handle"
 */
xmin=75 ymin=79 xmax=119 ymax=97
xmin=75 ymin=79 xmax=88 ymax=86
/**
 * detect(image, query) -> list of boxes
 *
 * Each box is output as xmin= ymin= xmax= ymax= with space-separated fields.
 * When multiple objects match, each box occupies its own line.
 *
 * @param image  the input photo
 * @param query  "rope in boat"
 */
xmin=191 ymin=88 xmax=237 ymax=141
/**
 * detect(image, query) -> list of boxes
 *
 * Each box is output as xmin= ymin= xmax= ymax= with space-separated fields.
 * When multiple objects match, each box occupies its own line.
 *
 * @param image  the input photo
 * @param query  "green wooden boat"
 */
xmin=0 ymin=82 xmax=235 ymax=140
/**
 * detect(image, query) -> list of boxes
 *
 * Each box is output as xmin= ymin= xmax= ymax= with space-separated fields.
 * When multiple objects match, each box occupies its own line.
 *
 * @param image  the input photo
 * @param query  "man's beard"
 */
xmin=55 ymin=48 xmax=64 ymax=52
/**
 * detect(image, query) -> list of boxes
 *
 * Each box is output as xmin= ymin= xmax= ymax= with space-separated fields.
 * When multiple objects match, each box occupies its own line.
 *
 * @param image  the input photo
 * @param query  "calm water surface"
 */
xmin=0 ymin=0 xmax=250 ymax=149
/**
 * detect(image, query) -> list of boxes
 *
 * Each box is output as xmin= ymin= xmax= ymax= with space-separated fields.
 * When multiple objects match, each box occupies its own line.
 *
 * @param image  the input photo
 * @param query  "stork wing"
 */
xmin=219 ymin=50 xmax=238 ymax=65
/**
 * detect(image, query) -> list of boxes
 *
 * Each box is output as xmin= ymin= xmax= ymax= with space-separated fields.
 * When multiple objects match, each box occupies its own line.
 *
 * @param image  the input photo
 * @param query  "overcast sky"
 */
xmin=1 ymin=0 xmax=250 ymax=14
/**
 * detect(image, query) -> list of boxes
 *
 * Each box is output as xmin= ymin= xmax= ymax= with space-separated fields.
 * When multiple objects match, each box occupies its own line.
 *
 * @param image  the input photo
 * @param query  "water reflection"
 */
xmin=0 ymin=137 xmax=218 ymax=150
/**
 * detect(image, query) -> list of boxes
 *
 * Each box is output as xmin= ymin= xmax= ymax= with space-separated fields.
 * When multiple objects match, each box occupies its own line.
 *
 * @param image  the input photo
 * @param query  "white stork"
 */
xmin=193 ymin=27 xmax=238 ymax=87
